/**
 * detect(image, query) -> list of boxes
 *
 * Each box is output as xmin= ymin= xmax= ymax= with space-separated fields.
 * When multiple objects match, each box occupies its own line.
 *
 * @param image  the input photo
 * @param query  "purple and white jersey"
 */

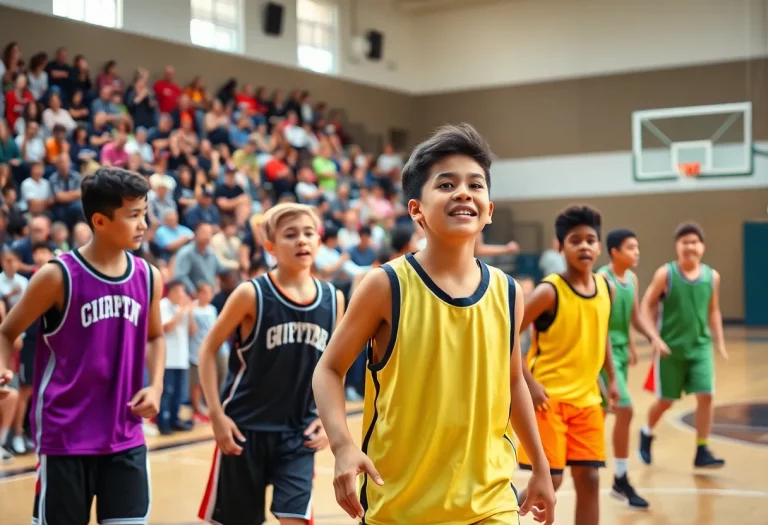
xmin=29 ymin=250 xmax=153 ymax=456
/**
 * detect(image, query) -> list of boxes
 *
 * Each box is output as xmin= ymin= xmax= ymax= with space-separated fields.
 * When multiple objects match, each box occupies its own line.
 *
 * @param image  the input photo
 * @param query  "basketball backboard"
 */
xmin=632 ymin=102 xmax=752 ymax=181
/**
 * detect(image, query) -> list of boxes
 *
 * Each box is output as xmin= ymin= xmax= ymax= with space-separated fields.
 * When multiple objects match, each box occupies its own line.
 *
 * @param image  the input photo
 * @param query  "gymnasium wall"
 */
xmin=412 ymin=0 xmax=767 ymax=94
xmin=0 ymin=4 xmax=416 ymax=152
xmin=0 ymin=0 xmax=419 ymax=93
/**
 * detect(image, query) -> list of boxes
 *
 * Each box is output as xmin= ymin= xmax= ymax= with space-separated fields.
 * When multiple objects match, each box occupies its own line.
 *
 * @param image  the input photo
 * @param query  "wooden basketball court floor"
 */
xmin=1 ymin=326 xmax=767 ymax=524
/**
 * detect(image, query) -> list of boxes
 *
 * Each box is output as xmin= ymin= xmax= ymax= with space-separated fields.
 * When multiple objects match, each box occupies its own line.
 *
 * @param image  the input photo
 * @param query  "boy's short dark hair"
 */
xmin=554 ymin=205 xmax=602 ymax=245
xmin=359 ymin=226 xmax=372 ymax=237
xmin=81 ymin=167 xmax=150 ymax=230
xmin=390 ymin=223 xmax=415 ymax=254
xmin=401 ymin=123 xmax=493 ymax=204
xmin=674 ymin=221 xmax=704 ymax=242
xmin=606 ymin=228 xmax=636 ymax=257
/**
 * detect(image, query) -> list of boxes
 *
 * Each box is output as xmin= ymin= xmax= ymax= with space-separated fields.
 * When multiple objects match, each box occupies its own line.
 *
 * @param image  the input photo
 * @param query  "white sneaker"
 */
xmin=10 ymin=435 xmax=26 ymax=455
xmin=1 ymin=446 xmax=13 ymax=462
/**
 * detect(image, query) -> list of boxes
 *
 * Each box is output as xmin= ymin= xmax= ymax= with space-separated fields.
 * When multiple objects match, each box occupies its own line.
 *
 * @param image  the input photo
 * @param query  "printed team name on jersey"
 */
xmin=265 ymin=322 xmax=329 ymax=352
xmin=81 ymin=294 xmax=142 ymax=328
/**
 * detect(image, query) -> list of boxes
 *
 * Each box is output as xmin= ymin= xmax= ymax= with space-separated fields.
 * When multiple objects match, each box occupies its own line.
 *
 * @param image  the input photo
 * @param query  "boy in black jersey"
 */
xmin=197 ymin=203 xmax=345 ymax=525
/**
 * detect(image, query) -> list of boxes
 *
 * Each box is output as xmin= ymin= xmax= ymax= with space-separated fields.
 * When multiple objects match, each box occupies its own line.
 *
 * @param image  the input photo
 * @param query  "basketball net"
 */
xmin=677 ymin=162 xmax=701 ymax=178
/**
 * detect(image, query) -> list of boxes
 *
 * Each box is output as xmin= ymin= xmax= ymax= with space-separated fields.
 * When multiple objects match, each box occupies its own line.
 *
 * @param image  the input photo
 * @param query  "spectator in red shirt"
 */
xmin=154 ymin=65 xmax=182 ymax=114
xmin=4 ymin=73 xmax=34 ymax=130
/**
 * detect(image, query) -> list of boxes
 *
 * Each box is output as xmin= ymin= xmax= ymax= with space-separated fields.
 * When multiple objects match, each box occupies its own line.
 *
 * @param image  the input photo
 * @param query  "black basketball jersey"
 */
xmin=221 ymin=273 xmax=338 ymax=432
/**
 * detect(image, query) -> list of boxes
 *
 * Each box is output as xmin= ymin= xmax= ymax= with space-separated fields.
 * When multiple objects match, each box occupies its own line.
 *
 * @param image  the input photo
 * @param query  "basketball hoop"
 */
xmin=677 ymin=162 xmax=701 ymax=178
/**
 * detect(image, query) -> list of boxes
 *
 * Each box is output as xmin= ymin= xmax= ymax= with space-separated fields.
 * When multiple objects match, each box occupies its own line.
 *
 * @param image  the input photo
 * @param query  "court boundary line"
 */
xmin=0 ymin=409 xmax=364 ymax=483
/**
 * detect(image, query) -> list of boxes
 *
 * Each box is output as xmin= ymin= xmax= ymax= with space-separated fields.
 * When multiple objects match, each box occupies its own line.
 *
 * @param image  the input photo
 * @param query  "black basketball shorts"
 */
xmin=32 ymin=444 xmax=150 ymax=525
xmin=198 ymin=430 xmax=315 ymax=525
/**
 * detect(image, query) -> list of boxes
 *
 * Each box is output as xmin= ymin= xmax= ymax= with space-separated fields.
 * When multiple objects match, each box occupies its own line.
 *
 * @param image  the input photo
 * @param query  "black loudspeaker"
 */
xmin=366 ymin=30 xmax=383 ymax=60
xmin=264 ymin=2 xmax=284 ymax=36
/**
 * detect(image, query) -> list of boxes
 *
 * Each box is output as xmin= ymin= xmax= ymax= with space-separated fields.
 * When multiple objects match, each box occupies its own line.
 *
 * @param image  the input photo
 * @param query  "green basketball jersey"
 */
xmin=598 ymin=265 xmax=634 ymax=348
xmin=660 ymin=262 xmax=713 ymax=357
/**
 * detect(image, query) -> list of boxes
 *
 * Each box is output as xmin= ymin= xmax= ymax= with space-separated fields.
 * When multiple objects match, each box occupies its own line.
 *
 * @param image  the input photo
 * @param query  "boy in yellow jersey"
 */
xmin=313 ymin=123 xmax=556 ymax=525
xmin=516 ymin=205 xmax=618 ymax=525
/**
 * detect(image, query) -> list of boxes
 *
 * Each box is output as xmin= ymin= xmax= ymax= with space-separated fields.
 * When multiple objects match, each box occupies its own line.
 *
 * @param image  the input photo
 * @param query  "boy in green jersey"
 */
xmin=598 ymin=229 xmax=668 ymax=509
xmin=639 ymin=222 xmax=728 ymax=469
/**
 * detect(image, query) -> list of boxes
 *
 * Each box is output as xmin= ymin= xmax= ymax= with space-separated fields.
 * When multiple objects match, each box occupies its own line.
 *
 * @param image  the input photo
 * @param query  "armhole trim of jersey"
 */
xmin=238 ymin=278 xmax=264 ymax=351
xmin=327 ymin=281 xmax=338 ymax=338
xmin=144 ymin=259 xmax=154 ymax=304
xmin=368 ymin=265 xmax=400 ymax=372
xmin=41 ymin=259 xmax=71 ymax=336
xmin=533 ymin=281 xmax=558 ymax=333
xmin=661 ymin=262 xmax=672 ymax=301
xmin=600 ymin=274 xmax=613 ymax=305
xmin=505 ymin=273 xmax=517 ymax=352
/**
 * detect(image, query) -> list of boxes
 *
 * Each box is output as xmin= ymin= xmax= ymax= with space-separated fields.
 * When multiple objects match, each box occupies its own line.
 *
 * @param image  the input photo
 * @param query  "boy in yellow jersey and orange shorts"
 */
xmin=517 ymin=205 xmax=619 ymax=525
xmin=313 ymin=123 xmax=556 ymax=525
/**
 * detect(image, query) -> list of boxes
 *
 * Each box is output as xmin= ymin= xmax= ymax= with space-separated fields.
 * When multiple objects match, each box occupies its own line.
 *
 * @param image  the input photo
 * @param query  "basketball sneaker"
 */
xmin=639 ymin=430 xmax=653 ymax=465
xmin=0 ymin=446 xmax=12 ymax=462
xmin=611 ymin=474 xmax=649 ymax=509
xmin=694 ymin=445 xmax=725 ymax=468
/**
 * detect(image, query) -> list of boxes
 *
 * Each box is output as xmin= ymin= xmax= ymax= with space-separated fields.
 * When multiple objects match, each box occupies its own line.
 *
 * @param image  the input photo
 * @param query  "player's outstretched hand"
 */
xmin=128 ymin=385 xmax=161 ymax=419
xmin=520 ymin=469 xmax=556 ymax=525
xmin=333 ymin=443 xmax=383 ymax=520
xmin=530 ymin=380 xmax=550 ymax=412
xmin=0 ymin=369 xmax=13 ymax=399
xmin=211 ymin=412 xmax=246 ymax=456
xmin=651 ymin=336 xmax=671 ymax=358
xmin=304 ymin=418 xmax=329 ymax=450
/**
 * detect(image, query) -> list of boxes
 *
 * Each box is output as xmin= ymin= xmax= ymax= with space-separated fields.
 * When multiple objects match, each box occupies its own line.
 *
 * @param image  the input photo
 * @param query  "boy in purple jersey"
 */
xmin=0 ymin=167 xmax=166 ymax=525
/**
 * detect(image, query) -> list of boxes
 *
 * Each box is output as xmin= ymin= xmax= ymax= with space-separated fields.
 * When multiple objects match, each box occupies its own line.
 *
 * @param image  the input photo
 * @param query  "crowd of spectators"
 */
xmin=0 ymin=38 xmax=431 ymax=457
xmin=0 ymin=39 xmax=523 ymax=458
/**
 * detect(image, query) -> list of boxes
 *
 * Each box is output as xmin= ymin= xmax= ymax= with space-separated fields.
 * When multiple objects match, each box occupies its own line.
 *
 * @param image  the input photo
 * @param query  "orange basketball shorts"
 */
xmin=517 ymin=401 xmax=606 ymax=475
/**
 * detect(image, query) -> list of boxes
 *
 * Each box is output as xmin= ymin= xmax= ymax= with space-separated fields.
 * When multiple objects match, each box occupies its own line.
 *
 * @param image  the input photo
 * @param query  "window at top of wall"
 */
xmin=53 ymin=0 xmax=122 ymax=28
xmin=190 ymin=0 xmax=243 ymax=53
xmin=297 ymin=0 xmax=338 ymax=75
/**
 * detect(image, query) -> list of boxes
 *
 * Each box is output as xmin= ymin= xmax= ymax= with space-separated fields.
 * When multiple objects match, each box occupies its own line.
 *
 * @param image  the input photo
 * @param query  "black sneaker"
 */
xmin=639 ymin=430 xmax=653 ymax=465
xmin=611 ymin=474 xmax=649 ymax=509
xmin=694 ymin=445 xmax=725 ymax=468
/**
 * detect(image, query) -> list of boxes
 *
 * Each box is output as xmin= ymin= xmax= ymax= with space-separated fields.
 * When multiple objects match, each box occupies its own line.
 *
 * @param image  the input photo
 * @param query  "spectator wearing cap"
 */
xmin=148 ymin=172 xmax=177 ymax=226
xmin=173 ymin=222 xmax=222 ymax=294
xmin=49 ymin=155 xmax=83 ymax=227
xmin=183 ymin=184 xmax=220 ymax=232
xmin=155 ymin=209 xmax=193 ymax=261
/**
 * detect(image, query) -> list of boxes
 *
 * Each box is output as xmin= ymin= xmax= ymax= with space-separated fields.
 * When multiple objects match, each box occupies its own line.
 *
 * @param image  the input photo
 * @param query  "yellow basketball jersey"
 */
xmin=526 ymin=273 xmax=611 ymax=407
xmin=360 ymin=254 xmax=519 ymax=525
